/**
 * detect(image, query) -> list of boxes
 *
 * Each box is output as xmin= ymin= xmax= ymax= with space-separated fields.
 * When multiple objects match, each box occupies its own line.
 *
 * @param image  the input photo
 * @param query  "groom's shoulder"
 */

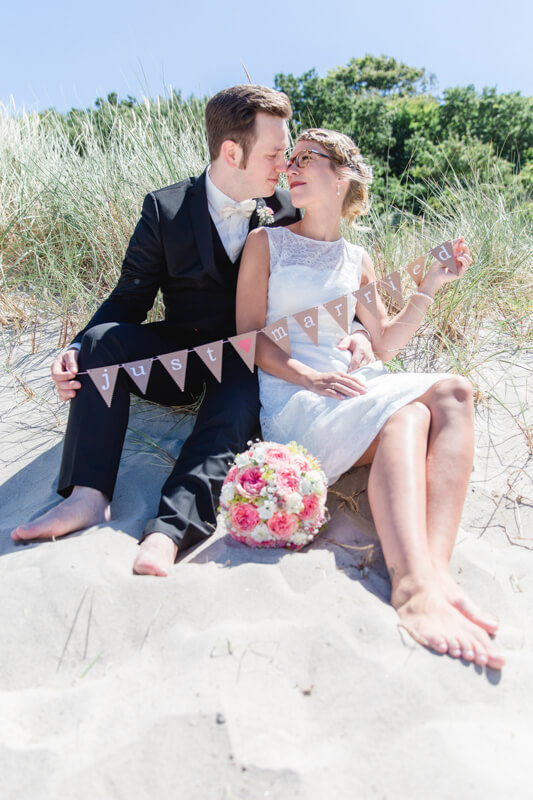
xmin=268 ymin=186 xmax=301 ymax=224
xmin=148 ymin=174 xmax=203 ymax=210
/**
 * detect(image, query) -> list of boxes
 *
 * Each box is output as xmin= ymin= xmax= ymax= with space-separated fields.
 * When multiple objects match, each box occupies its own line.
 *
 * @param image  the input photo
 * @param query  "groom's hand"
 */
xmin=337 ymin=330 xmax=375 ymax=371
xmin=51 ymin=348 xmax=81 ymax=401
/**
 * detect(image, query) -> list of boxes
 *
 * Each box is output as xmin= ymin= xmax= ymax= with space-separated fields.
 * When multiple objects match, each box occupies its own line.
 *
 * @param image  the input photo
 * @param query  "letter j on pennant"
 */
xmin=87 ymin=365 xmax=120 ymax=408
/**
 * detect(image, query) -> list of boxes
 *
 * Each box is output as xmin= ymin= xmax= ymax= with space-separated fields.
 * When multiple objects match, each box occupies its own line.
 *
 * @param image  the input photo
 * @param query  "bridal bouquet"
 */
xmin=219 ymin=441 xmax=328 ymax=549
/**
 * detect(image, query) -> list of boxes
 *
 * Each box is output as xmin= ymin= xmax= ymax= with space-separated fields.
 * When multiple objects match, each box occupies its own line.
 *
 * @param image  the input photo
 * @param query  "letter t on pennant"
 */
xmin=194 ymin=341 xmax=224 ymax=382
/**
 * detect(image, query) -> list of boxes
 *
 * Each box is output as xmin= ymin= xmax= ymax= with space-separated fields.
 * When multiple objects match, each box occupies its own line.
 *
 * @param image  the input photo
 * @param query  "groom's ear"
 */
xmin=220 ymin=139 xmax=244 ymax=170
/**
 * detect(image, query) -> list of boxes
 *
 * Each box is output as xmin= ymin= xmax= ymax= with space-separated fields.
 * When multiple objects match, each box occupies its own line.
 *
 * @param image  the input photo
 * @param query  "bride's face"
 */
xmin=286 ymin=141 xmax=340 ymax=207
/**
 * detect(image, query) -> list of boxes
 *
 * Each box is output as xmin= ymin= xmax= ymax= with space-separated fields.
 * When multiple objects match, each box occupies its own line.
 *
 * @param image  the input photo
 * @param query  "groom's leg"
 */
xmin=141 ymin=346 xmax=260 ymax=552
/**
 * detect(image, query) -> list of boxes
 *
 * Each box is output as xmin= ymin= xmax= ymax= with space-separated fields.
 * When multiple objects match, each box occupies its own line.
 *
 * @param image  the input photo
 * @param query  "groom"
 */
xmin=11 ymin=84 xmax=372 ymax=575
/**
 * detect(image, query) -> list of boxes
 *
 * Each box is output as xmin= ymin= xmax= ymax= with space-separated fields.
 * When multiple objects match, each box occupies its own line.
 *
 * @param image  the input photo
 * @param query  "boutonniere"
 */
xmin=256 ymin=204 xmax=275 ymax=226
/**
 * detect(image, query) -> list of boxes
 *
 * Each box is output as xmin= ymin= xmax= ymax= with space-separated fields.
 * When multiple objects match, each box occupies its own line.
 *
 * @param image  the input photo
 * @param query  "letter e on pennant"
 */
xmin=87 ymin=364 xmax=120 ymax=408
xmin=263 ymin=317 xmax=291 ymax=356
xmin=228 ymin=331 xmax=257 ymax=372
xmin=293 ymin=308 xmax=319 ymax=345
xmin=158 ymin=349 xmax=189 ymax=391
xmin=122 ymin=358 xmax=153 ymax=394
xmin=405 ymin=256 xmax=426 ymax=286
xmin=430 ymin=240 xmax=458 ymax=275
xmin=194 ymin=341 xmax=224 ymax=382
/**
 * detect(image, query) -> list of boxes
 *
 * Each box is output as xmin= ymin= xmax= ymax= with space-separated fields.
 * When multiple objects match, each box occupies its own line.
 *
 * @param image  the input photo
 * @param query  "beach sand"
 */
xmin=1 ymin=321 xmax=531 ymax=800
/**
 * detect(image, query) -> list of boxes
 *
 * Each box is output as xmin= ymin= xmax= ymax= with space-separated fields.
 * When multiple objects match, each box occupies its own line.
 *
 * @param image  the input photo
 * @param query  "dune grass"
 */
xmin=1 ymin=97 xmax=531 ymax=448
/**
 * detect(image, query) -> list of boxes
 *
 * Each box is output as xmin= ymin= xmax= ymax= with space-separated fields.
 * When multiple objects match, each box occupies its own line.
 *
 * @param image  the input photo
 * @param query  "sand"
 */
xmin=0 ymin=320 xmax=531 ymax=800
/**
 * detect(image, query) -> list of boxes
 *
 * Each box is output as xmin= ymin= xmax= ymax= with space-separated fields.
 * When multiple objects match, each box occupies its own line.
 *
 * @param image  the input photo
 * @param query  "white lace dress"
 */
xmin=259 ymin=226 xmax=452 ymax=484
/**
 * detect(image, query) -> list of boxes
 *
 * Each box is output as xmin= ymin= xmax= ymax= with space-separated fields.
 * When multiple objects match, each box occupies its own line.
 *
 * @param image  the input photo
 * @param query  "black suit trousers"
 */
xmin=57 ymin=321 xmax=260 ymax=550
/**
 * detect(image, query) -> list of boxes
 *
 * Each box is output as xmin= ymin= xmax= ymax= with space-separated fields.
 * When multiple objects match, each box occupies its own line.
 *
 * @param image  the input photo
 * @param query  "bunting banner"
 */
xmin=76 ymin=240 xmax=457 ymax=407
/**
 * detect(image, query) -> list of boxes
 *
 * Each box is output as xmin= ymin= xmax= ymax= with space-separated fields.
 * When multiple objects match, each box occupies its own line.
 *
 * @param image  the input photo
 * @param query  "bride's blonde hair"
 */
xmin=296 ymin=128 xmax=373 ymax=224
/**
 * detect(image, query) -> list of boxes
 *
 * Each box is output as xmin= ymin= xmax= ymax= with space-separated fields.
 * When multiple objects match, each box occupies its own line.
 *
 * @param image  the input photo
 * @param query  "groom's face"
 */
xmin=239 ymin=112 xmax=289 ymax=197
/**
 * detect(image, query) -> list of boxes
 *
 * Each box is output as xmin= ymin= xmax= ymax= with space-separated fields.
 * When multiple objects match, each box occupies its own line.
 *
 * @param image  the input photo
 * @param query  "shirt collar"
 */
xmin=206 ymin=167 xmax=256 ymax=217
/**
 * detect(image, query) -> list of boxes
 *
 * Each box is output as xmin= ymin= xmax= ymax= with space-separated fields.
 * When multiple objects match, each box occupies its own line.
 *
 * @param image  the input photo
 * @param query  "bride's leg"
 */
xmin=416 ymin=377 xmax=499 ymax=634
xmin=365 ymin=402 xmax=504 ymax=668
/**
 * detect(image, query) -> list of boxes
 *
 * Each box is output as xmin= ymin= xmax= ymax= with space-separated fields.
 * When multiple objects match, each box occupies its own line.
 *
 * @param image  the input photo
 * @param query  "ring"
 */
xmin=331 ymin=382 xmax=337 ymax=391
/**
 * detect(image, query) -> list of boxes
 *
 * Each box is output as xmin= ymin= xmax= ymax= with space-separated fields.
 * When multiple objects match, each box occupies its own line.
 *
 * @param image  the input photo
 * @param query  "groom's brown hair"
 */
xmin=205 ymin=85 xmax=292 ymax=166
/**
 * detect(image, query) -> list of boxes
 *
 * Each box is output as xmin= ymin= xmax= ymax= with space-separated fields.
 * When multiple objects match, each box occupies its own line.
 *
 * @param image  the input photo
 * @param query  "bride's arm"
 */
xmin=357 ymin=238 xmax=472 ymax=362
xmin=236 ymin=229 xmax=368 ymax=398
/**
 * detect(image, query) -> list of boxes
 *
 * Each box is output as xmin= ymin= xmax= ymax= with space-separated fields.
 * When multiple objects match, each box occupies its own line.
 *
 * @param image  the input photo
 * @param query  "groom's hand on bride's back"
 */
xmin=51 ymin=348 xmax=81 ymax=401
xmin=337 ymin=330 xmax=375 ymax=371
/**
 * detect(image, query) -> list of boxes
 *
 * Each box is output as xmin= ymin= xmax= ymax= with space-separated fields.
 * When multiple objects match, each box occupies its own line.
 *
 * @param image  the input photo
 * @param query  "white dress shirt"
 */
xmin=205 ymin=167 xmax=256 ymax=263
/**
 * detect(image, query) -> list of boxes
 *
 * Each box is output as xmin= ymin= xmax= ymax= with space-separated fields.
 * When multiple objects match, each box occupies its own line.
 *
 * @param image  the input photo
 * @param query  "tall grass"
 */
xmin=1 ymin=98 xmax=531 ymax=413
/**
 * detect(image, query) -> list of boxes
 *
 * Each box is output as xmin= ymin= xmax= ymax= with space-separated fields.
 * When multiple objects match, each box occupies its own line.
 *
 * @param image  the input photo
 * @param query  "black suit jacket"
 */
xmin=72 ymin=171 xmax=300 ymax=347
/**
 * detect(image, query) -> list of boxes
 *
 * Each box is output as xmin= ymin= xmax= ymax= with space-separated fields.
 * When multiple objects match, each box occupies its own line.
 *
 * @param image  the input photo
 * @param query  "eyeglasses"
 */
xmin=286 ymin=149 xmax=337 ymax=170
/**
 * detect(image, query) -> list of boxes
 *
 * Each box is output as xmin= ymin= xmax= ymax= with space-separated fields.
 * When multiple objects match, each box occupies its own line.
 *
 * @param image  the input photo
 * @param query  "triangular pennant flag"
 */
xmin=293 ymin=307 xmax=319 ymax=346
xmin=87 ymin=364 xmax=120 ymax=408
xmin=194 ymin=340 xmax=224 ymax=382
xmin=380 ymin=270 xmax=404 ymax=309
xmin=353 ymin=284 xmax=380 ymax=319
xmin=323 ymin=295 xmax=351 ymax=334
xmin=430 ymin=240 xmax=457 ymax=275
xmin=228 ymin=331 xmax=257 ymax=372
xmin=158 ymin=349 xmax=189 ymax=391
xmin=263 ymin=317 xmax=291 ymax=356
xmin=122 ymin=358 xmax=153 ymax=394
xmin=405 ymin=255 xmax=426 ymax=286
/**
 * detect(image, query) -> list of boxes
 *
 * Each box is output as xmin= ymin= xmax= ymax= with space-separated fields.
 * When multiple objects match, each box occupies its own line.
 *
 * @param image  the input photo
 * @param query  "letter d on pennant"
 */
xmin=430 ymin=240 xmax=457 ymax=275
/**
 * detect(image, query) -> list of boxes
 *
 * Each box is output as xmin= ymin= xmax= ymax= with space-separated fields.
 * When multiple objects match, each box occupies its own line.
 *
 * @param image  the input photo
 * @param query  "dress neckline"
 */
xmin=280 ymin=227 xmax=344 ymax=246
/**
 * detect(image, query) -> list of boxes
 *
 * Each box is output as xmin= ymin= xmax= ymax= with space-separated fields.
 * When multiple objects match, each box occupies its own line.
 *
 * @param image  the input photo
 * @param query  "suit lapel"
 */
xmin=189 ymin=170 xmax=226 ymax=286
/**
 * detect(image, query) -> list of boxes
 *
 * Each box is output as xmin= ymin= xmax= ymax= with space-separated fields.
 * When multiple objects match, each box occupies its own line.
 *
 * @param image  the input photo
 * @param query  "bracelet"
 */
xmin=412 ymin=291 xmax=434 ymax=305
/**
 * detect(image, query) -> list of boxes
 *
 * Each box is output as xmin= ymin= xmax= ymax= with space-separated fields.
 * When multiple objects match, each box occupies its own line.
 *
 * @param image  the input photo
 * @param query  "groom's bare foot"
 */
xmin=133 ymin=532 xmax=178 ymax=577
xmin=392 ymin=577 xmax=505 ymax=669
xmin=10 ymin=487 xmax=111 ymax=542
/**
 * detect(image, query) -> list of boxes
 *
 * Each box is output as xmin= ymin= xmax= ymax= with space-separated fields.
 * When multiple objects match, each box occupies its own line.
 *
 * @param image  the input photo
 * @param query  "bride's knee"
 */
xmin=428 ymin=377 xmax=474 ymax=415
xmin=386 ymin=401 xmax=431 ymax=435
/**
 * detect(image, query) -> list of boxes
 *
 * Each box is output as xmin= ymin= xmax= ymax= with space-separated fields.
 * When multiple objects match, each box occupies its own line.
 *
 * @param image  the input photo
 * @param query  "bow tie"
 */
xmin=219 ymin=199 xmax=257 ymax=220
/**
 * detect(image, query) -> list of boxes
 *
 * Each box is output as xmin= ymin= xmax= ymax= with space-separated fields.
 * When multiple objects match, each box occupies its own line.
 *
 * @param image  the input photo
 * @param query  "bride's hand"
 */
xmin=306 ymin=370 xmax=368 ymax=399
xmin=422 ymin=237 xmax=473 ymax=293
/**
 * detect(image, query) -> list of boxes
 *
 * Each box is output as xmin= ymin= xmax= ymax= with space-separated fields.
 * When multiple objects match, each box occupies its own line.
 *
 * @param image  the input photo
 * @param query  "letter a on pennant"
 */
xmin=380 ymin=271 xmax=404 ymax=309
xmin=353 ymin=284 xmax=379 ymax=319
xmin=430 ymin=240 xmax=458 ymax=275
xmin=263 ymin=317 xmax=291 ymax=356
xmin=228 ymin=331 xmax=257 ymax=372
xmin=87 ymin=364 xmax=120 ymax=408
xmin=405 ymin=256 xmax=426 ymax=286
xmin=323 ymin=295 xmax=351 ymax=333
xmin=158 ymin=349 xmax=189 ymax=391
xmin=123 ymin=358 xmax=153 ymax=394
xmin=194 ymin=341 xmax=223 ymax=382
xmin=293 ymin=308 xmax=319 ymax=345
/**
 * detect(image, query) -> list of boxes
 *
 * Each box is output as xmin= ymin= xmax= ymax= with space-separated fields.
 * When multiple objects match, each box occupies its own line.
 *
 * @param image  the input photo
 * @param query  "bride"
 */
xmin=236 ymin=128 xmax=504 ymax=669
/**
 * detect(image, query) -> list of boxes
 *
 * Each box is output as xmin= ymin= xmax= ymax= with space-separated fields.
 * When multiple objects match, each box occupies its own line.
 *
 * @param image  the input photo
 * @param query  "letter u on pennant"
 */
xmin=228 ymin=331 xmax=257 ymax=372
xmin=158 ymin=349 xmax=189 ymax=391
xmin=122 ymin=359 xmax=153 ymax=394
xmin=263 ymin=317 xmax=291 ymax=356
xmin=87 ymin=364 xmax=120 ymax=408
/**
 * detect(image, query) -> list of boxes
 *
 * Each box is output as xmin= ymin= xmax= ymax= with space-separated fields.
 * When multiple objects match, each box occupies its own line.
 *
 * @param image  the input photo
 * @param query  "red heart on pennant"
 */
xmin=238 ymin=337 xmax=252 ymax=353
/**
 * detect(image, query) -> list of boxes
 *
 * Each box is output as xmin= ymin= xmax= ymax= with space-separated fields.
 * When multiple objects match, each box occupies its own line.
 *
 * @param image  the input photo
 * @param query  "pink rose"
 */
xmin=300 ymin=494 xmax=320 ymax=520
xmin=229 ymin=502 xmax=260 ymax=532
xmin=236 ymin=466 xmax=266 ymax=497
xmin=223 ymin=465 xmax=239 ymax=485
xmin=265 ymin=446 xmax=290 ymax=465
xmin=291 ymin=454 xmax=311 ymax=473
xmin=267 ymin=511 xmax=299 ymax=540
xmin=276 ymin=467 xmax=300 ymax=493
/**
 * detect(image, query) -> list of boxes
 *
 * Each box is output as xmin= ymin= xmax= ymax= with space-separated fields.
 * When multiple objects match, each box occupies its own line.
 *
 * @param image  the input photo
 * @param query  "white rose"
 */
xmin=258 ymin=500 xmax=276 ymax=520
xmin=220 ymin=484 xmax=235 ymax=504
xmin=299 ymin=477 xmax=312 ymax=495
xmin=235 ymin=453 xmax=250 ymax=468
xmin=285 ymin=492 xmax=304 ymax=514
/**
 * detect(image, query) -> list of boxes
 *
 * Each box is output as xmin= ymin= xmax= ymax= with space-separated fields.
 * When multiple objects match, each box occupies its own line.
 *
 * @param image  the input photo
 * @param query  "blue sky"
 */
xmin=1 ymin=0 xmax=531 ymax=113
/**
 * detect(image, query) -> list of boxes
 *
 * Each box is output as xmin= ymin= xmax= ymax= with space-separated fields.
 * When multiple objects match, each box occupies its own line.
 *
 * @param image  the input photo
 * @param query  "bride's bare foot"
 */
xmin=391 ymin=577 xmax=505 ymax=669
xmin=10 ymin=487 xmax=111 ymax=542
xmin=436 ymin=570 xmax=499 ymax=635
xmin=133 ymin=532 xmax=178 ymax=577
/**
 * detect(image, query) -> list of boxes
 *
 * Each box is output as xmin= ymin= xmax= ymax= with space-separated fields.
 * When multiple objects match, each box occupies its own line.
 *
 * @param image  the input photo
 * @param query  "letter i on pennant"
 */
xmin=430 ymin=240 xmax=458 ymax=275
xmin=228 ymin=331 xmax=257 ymax=372
xmin=194 ymin=341 xmax=223 ymax=382
xmin=353 ymin=284 xmax=380 ymax=319
xmin=122 ymin=359 xmax=153 ymax=394
xmin=158 ymin=349 xmax=189 ymax=391
xmin=293 ymin=308 xmax=319 ymax=345
xmin=380 ymin=270 xmax=404 ymax=309
xmin=87 ymin=364 xmax=120 ymax=408
xmin=263 ymin=317 xmax=291 ymax=356
xmin=323 ymin=295 xmax=351 ymax=333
